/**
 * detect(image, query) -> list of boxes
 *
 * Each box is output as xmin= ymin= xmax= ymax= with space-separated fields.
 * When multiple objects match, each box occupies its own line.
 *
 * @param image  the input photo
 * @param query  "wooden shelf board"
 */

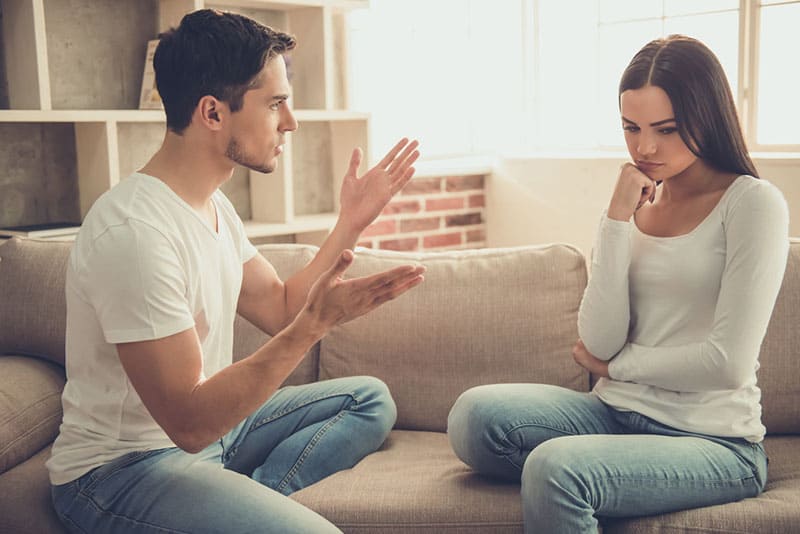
xmin=0 ymin=109 xmax=166 ymax=122
xmin=0 ymin=214 xmax=338 ymax=242
xmin=210 ymin=0 xmax=368 ymax=10
xmin=0 ymin=109 xmax=368 ymax=123
xmin=244 ymin=212 xmax=338 ymax=238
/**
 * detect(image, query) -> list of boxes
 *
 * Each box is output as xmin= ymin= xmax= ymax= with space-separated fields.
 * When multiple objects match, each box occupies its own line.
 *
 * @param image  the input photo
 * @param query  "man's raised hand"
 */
xmin=338 ymin=138 xmax=420 ymax=233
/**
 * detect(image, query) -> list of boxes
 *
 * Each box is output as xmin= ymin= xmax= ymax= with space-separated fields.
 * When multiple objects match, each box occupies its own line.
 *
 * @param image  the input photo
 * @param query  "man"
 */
xmin=47 ymin=9 xmax=424 ymax=533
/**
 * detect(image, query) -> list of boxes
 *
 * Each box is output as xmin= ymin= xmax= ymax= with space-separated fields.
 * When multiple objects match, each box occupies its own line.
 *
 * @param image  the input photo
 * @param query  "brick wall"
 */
xmin=357 ymin=174 xmax=486 ymax=251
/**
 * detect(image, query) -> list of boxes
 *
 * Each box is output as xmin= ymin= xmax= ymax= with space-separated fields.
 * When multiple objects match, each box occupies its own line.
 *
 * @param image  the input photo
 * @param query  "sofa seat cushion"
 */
xmin=603 ymin=435 xmax=800 ymax=534
xmin=291 ymin=430 xmax=523 ymax=533
xmin=320 ymin=245 xmax=590 ymax=432
xmin=0 ymin=356 xmax=65 ymax=475
xmin=0 ymin=445 xmax=67 ymax=534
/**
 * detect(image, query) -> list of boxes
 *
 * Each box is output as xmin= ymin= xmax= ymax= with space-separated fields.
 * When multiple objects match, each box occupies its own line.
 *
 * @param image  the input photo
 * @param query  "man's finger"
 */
xmin=362 ymin=265 xmax=425 ymax=291
xmin=373 ymin=272 xmax=425 ymax=303
xmin=387 ymin=140 xmax=420 ymax=174
xmin=390 ymin=149 xmax=420 ymax=183
xmin=346 ymin=148 xmax=362 ymax=178
xmin=324 ymin=249 xmax=355 ymax=283
xmin=376 ymin=138 xmax=409 ymax=169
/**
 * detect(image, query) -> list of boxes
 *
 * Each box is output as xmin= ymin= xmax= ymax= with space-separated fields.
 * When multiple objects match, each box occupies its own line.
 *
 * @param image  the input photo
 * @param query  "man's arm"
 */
xmin=238 ymin=138 xmax=419 ymax=335
xmin=120 ymin=250 xmax=425 ymax=453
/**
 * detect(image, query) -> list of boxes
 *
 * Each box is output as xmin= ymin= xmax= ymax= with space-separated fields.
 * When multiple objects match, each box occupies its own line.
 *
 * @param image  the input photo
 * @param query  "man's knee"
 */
xmin=353 ymin=376 xmax=397 ymax=435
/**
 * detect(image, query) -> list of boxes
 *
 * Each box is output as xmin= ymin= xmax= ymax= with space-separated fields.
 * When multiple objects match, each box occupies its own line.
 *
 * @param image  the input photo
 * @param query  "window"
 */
xmin=346 ymin=0 xmax=799 ymax=157
xmin=756 ymin=0 xmax=800 ymax=146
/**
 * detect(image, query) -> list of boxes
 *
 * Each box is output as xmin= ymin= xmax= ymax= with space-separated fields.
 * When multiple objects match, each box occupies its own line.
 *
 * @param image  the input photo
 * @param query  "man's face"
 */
xmin=225 ymin=55 xmax=298 ymax=174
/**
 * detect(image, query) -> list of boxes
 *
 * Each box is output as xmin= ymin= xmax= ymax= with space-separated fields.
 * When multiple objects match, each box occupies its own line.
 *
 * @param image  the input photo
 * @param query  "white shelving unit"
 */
xmin=0 ymin=0 xmax=369 ymax=243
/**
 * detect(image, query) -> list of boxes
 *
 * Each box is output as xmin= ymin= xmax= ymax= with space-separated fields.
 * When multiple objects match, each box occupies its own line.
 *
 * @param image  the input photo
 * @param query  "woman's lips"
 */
xmin=637 ymin=160 xmax=663 ymax=173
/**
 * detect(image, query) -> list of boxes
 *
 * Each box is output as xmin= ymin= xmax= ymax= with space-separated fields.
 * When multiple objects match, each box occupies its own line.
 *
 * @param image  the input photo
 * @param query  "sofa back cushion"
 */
xmin=233 ymin=244 xmax=320 ymax=386
xmin=319 ymin=244 xmax=590 ymax=432
xmin=759 ymin=239 xmax=800 ymax=434
xmin=0 ymin=238 xmax=71 ymax=366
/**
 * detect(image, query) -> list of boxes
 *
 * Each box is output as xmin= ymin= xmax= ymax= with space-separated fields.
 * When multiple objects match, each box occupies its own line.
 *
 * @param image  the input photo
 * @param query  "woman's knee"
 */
xmin=447 ymin=385 xmax=522 ymax=477
xmin=522 ymin=436 xmax=589 ymax=505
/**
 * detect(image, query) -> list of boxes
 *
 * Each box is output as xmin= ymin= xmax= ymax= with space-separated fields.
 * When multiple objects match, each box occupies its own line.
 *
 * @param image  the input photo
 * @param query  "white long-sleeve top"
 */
xmin=579 ymin=175 xmax=789 ymax=442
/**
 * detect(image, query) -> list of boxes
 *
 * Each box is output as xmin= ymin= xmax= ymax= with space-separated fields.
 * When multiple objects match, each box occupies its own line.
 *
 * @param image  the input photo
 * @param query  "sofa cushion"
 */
xmin=291 ymin=430 xmax=523 ymax=533
xmin=0 ymin=238 xmax=72 ymax=366
xmin=234 ymin=244 xmax=322 ymax=386
xmin=603 ymin=435 xmax=800 ymax=534
xmin=0 ymin=445 xmax=67 ymax=534
xmin=319 ymin=245 xmax=590 ymax=432
xmin=0 ymin=356 xmax=65 ymax=475
xmin=758 ymin=239 xmax=800 ymax=434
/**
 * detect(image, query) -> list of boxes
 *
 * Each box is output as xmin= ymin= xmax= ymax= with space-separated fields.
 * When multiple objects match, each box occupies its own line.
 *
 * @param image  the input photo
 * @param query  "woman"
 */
xmin=447 ymin=35 xmax=789 ymax=533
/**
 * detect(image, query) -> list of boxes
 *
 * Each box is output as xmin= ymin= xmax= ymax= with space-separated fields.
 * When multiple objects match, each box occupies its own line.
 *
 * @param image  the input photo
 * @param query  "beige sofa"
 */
xmin=1 ymin=236 xmax=798 ymax=533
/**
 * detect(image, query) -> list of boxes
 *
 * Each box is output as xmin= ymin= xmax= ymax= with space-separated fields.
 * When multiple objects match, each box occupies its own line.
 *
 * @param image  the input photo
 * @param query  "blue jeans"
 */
xmin=51 ymin=376 xmax=396 ymax=534
xmin=447 ymin=384 xmax=767 ymax=534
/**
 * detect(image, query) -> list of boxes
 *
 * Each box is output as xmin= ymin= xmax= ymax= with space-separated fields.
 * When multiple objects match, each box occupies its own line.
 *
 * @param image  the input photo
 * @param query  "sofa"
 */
xmin=1 ymin=236 xmax=798 ymax=533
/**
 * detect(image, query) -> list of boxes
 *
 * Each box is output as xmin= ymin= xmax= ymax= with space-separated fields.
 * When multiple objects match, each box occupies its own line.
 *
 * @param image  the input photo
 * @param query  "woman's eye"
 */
xmin=623 ymin=125 xmax=639 ymax=132
xmin=659 ymin=127 xmax=678 ymax=135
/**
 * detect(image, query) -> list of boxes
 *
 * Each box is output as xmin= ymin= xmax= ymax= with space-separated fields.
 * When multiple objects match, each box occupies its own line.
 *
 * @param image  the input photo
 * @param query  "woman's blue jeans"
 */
xmin=447 ymin=383 xmax=767 ymax=534
xmin=51 ymin=376 xmax=396 ymax=534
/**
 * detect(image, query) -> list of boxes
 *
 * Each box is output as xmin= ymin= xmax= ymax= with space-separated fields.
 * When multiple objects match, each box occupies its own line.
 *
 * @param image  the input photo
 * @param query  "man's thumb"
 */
xmin=326 ymin=249 xmax=354 ymax=281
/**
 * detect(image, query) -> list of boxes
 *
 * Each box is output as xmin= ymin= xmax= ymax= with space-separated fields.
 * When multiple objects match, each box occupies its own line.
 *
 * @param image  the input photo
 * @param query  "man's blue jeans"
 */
xmin=51 ymin=376 xmax=396 ymax=533
xmin=447 ymin=383 xmax=767 ymax=534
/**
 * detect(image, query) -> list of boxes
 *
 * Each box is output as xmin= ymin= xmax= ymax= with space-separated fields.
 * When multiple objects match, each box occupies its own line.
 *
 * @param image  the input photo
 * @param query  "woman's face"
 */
xmin=620 ymin=84 xmax=698 ymax=180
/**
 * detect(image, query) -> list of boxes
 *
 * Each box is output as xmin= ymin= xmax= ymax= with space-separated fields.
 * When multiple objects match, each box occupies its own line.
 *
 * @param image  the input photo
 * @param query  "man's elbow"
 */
xmin=161 ymin=416 xmax=214 ymax=454
xmin=170 ymin=429 xmax=212 ymax=454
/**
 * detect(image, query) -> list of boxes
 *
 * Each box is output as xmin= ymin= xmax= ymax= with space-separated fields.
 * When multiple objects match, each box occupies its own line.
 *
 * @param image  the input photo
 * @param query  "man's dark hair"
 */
xmin=154 ymin=9 xmax=296 ymax=133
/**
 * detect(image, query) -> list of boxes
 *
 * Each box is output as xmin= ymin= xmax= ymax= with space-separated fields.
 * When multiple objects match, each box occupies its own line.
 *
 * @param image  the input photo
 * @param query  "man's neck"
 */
xmin=140 ymin=130 xmax=234 ymax=210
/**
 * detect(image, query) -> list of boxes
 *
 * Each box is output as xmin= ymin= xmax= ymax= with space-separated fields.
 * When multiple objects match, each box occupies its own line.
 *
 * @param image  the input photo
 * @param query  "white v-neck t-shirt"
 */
xmin=579 ymin=175 xmax=789 ymax=442
xmin=48 ymin=173 xmax=258 ymax=485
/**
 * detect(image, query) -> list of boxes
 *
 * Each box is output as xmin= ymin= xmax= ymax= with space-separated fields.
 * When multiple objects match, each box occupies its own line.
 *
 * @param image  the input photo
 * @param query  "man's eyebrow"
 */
xmin=621 ymin=116 xmax=676 ymax=126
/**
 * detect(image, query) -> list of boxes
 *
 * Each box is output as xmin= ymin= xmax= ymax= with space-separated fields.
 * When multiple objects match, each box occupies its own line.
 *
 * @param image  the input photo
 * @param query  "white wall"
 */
xmin=487 ymin=156 xmax=800 ymax=257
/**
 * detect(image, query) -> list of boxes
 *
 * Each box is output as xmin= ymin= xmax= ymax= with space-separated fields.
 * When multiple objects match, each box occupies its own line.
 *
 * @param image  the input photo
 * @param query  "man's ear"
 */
xmin=196 ymin=96 xmax=225 ymax=131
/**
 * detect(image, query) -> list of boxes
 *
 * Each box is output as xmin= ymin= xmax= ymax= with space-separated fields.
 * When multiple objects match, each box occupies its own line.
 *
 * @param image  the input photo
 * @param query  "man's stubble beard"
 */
xmin=225 ymin=136 xmax=275 ymax=174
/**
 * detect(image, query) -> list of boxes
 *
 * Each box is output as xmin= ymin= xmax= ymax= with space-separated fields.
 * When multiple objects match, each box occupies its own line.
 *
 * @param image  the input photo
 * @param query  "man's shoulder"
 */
xmin=82 ymin=174 xmax=182 ymax=240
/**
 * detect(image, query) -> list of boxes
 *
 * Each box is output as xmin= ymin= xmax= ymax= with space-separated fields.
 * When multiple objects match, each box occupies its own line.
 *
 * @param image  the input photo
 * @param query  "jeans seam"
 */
xmin=275 ymin=409 xmax=348 ymax=493
xmin=73 ymin=486 xmax=192 ymax=534
xmin=599 ymin=473 xmax=758 ymax=487
xmin=83 ymin=450 xmax=155 ymax=493
xmin=251 ymin=390 xmax=361 ymax=429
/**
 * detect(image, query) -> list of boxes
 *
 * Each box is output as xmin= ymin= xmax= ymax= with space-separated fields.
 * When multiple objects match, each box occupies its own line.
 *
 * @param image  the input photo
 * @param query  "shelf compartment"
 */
xmin=0 ymin=122 xmax=79 ymax=228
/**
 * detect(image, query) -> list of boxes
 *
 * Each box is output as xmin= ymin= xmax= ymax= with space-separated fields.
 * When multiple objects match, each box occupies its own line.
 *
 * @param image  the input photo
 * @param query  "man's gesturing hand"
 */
xmin=301 ymin=249 xmax=425 ymax=335
xmin=338 ymin=138 xmax=420 ymax=233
